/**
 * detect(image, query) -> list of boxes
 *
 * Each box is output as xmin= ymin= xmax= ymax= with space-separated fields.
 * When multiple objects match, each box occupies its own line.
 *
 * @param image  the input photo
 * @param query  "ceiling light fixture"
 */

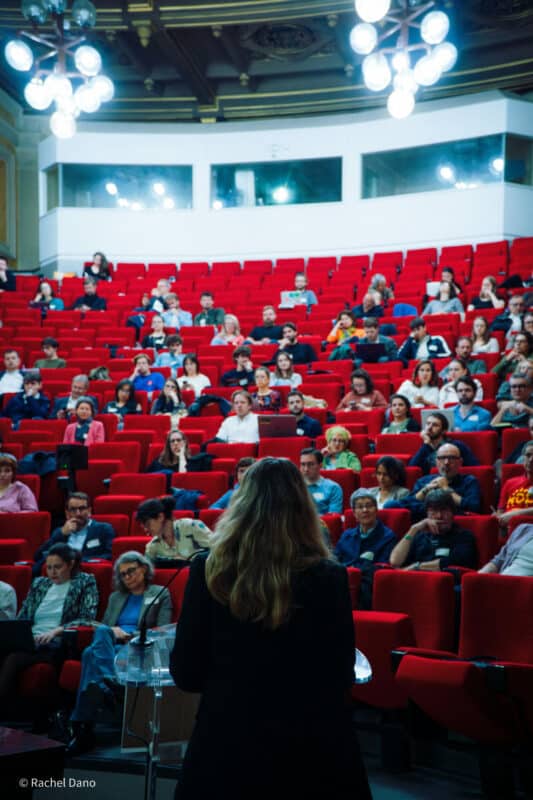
xmin=350 ymin=1 xmax=458 ymax=120
xmin=4 ymin=1 xmax=114 ymax=139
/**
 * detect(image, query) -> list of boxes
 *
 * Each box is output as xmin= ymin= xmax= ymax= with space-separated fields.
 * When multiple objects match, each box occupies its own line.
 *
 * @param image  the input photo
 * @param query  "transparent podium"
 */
xmin=114 ymin=625 xmax=371 ymax=800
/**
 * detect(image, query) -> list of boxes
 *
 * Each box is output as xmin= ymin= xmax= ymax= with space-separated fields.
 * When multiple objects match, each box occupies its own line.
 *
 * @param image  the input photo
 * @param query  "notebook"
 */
xmin=279 ymin=290 xmax=306 ymax=308
xmin=0 ymin=620 xmax=35 ymax=657
xmin=354 ymin=342 xmax=386 ymax=363
xmin=258 ymin=415 xmax=297 ymax=438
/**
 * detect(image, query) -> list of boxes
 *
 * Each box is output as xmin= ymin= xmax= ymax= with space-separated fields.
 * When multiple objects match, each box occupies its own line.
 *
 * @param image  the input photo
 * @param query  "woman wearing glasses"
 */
xmin=66 ymin=550 xmax=173 ymax=756
xmin=147 ymin=430 xmax=191 ymax=474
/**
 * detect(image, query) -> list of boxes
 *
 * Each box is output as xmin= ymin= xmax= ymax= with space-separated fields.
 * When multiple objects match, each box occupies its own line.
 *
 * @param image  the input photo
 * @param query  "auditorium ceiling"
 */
xmin=1 ymin=0 xmax=533 ymax=123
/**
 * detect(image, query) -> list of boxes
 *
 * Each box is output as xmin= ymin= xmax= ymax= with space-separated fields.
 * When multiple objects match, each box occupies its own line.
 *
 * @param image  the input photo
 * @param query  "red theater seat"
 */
xmin=258 ymin=437 xmax=312 ymax=464
xmin=171 ymin=472 xmax=228 ymax=506
xmin=0 ymin=564 xmax=32 ymax=607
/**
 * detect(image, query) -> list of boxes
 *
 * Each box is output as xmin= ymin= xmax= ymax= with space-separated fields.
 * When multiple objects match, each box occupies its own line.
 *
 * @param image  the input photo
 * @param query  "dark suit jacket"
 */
xmin=170 ymin=555 xmax=370 ymax=800
xmin=3 ymin=391 xmax=50 ymax=423
xmin=32 ymin=520 xmax=115 ymax=577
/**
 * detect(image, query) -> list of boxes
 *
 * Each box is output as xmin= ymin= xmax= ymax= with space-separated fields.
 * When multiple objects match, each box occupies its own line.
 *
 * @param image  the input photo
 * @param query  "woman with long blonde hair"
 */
xmin=170 ymin=457 xmax=370 ymax=800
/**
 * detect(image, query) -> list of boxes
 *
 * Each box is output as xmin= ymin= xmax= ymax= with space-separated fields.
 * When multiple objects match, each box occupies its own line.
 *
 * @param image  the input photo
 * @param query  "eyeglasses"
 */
xmin=170 ymin=438 xmax=183 ymax=443
xmin=436 ymin=455 xmax=460 ymax=461
xmin=68 ymin=505 xmax=89 ymax=513
xmin=119 ymin=566 xmax=140 ymax=579
xmin=511 ymin=384 xmax=527 ymax=389
xmin=354 ymin=504 xmax=375 ymax=511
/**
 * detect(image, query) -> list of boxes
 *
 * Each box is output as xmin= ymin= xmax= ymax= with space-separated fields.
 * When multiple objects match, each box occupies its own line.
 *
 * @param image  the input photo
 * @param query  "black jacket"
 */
xmin=32 ymin=520 xmax=115 ymax=577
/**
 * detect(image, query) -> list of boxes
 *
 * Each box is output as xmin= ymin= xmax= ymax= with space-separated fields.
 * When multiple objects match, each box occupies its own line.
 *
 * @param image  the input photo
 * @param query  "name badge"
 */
xmin=314 ymin=492 xmax=325 ymax=501
xmin=144 ymin=597 xmax=159 ymax=605
xmin=86 ymin=539 xmax=99 ymax=549
xmin=296 ymin=428 xmax=304 ymax=436
xmin=470 ymin=415 xmax=479 ymax=421
xmin=435 ymin=548 xmax=450 ymax=557
xmin=360 ymin=551 xmax=374 ymax=561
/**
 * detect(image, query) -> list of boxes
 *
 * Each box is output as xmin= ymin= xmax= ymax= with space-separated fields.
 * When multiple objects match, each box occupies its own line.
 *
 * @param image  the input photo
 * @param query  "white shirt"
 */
xmin=439 ymin=379 xmax=483 ymax=407
xmin=472 ymin=338 xmax=500 ymax=354
xmin=397 ymin=380 xmax=440 ymax=408
xmin=216 ymin=412 xmax=259 ymax=443
xmin=32 ymin=580 xmax=71 ymax=637
xmin=0 ymin=371 xmax=23 ymax=395
xmin=177 ymin=373 xmax=211 ymax=398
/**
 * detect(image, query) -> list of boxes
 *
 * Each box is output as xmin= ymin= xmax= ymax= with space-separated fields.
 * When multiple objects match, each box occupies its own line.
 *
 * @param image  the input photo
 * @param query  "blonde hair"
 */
xmin=205 ymin=458 xmax=330 ymax=630
xmin=222 ymin=314 xmax=240 ymax=335
xmin=325 ymin=425 xmax=351 ymax=447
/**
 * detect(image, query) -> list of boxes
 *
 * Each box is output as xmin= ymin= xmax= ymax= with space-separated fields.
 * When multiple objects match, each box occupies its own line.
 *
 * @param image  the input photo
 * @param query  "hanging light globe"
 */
xmin=355 ymin=0 xmax=391 ymax=25
xmin=24 ymin=77 xmax=53 ymax=110
xmin=72 ymin=0 xmax=97 ymax=28
xmin=44 ymin=72 xmax=73 ymax=100
xmin=74 ymin=83 xmax=101 ymax=113
xmin=413 ymin=53 xmax=442 ymax=86
xmin=349 ymin=23 xmax=377 ymax=55
xmin=74 ymin=45 xmax=102 ymax=77
xmin=433 ymin=41 xmax=458 ymax=72
xmin=50 ymin=110 xmax=76 ymax=139
xmin=393 ymin=69 xmax=418 ymax=95
xmin=362 ymin=52 xmax=391 ymax=92
xmin=420 ymin=10 xmax=450 ymax=45
xmin=44 ymin=0 xmax=67 ymax=12
xmin=4 ymin=39 xmax=34 ymax=72
xmin=391 ymin=50 xmax=410 ymax=73
xmin=21 ymin=0 xmax=49 ymax=24
xmin=387 ymin=89 xmax=415 ymax=120
xmin=90 ymin=74 xmax=114 ymax=102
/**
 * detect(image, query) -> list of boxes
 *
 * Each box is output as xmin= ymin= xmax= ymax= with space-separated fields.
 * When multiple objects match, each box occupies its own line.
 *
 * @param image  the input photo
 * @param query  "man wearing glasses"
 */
xmin=386 ymin=443 xmax=481 ymax=521
xmin=32 ymin=492 xmax=115 ymax=576
xmin=491 ymin=296 xmax=525 ymax=345
xmin=492 ymin=373 xmax=533 ymax=428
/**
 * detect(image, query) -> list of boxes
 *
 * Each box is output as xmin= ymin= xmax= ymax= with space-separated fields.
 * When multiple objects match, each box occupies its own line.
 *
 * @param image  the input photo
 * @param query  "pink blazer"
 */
xmin=63 ymin=420 xmax=105 ymax=445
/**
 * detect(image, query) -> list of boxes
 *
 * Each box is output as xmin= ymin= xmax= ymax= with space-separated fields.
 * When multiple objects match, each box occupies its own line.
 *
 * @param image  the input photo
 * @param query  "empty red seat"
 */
xmin=92 ymin=513 xmax=130 ymax=539
xmin=171 ymin=472 xmax=228 ymax=506
xmin=0 ymin=564 xmax=32 ymax=607
xmin=89 ymin=442 xmax=142 ymax=472
xmin=93 ymin=495 xmax=146 ymax=530
xmin=0 ymin=512 xmax=50 ymax=553
xmin=110 ymin=472 xmax=167 ymax=497
xmin=258 ymin=437 xmax=312 ymax=465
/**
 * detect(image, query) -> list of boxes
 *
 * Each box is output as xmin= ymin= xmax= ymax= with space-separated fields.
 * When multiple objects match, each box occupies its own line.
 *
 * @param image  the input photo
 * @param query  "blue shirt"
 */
xmin=133 ymin=372 xmax=165 ymax=393
xmin=154 ymin=352 xmax=185 ymax=375
xmin=161 ymin=309 xmax=193 ymax=328
xmin=307 ymin=477 xmax=343 ymax=514
xmin=211 ymin=486 xmax=238 ymax=510
xmin=116 ymin=594 xmax=144 ymax=633
xmin=335 ymin=521 xmax=396 ymax=568
xmin=452 ymin=404 xmax=492 ymax=432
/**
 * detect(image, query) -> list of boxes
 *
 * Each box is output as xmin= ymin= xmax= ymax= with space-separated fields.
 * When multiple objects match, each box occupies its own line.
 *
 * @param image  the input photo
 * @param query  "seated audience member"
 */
xmin=30 ymin=280 xmax=64 ymax=311
xmin=51 ymin=374 xmax=98 ymax=419
xmin=214 ymin=391 xmax=259 ymax=444
xmin=422 ymin=281 xmax=464 ymax=318
xmin=352 ymin=292 xmax=384 ymax=319
xmin=335 ymin=489 xmax=396 ymax=570
xmin=63 ymin=397 xmax=105 ymax=445
xmin=491 ymin=295 xmax=525 ymax=345
xmin=321 ymin=426 xmax=361 ymax=472
xmin=193 ymin=291 xmax=225 ymax=327
xmin=83 ymin=251 xmax=110 ymax=281
xmin=151 ymin=378 xmax=187 ymax=416
xmin=467 ymin=276 xmax=505 ymax=311
xmin=336 ymin=369 xmax=387 ymax=412
xmin=244 ymin=305 xmax=283 ymax=344
xmin=32 ymin=492 xmax=114 ymax=577
xmin=504 ymin=415 xmax=533 ymax=464
xmin=251 ymin=367 xmax=281 ymax=412
xmin=177 ymin=354 xmax=211 ymax=398
xmin=0 ymin=579 xmax=16 ymax=619
xmin=381 ymin=394 xmax=421 ymax=434
xmin=326 ymin=311 xmax=359 ymax=347
xmin=33 ymin=337 xmax=66 ymax=369
xmin=274 ymin=323 xmax=318 ymax=365
xmin=496 ymin=362 xmax=533 ymax=403
xmin=269 ymin=351 xmax=302 ymax=389
xmin=397 ymin=360 xmax=440 ymax=408
xmin=0 ymin=453 xmax=39 ymax=512
xmin=147 ymin=430 xmax=190 ymax=474
xmin=210 ymin=458 xmax=256 ymax=509
xmin=66 ymin=551 xmax=172 ymax=757
xmin=287 ymin=390 xmax=322 ymax=438
xmin=493 ymin=331 xmax=533 ymax=378
xmin=141 ymin=314 xmax=168 ymax=351
xmin=452 ymin=377 xmax=492 ymax=432
xmin=494 ymin=442 xmax=533 ymax=527
xmin=300 ymin=448 xmax=343 ymax=514
xmin=398 ymin=317 xmax=451 ymax=366
xmin=471 ymin=315 xmax=501 ymax=354
xmin=439 ymin=359 xmax=483 ymax=407
xmin=0 ymin=544 xmax=97 ymax=706
xmin=409 ymin=411 xmax=479 ymax=474
xmin=0 ymin=255 xmax=16 ymax=292
xmin=137 ymin=496 xmax=211 ymax=562
xmin=389 ymin=442 xmax=481 ymax=520
xmin=72 ymin=277 xmax=107 ymax=311
xmin=154 ymin=334 xmax=185 ymax=375
xmin=524 ymin=311 xmax=533 ymax=337
xmin=440 ymin=266 xmax=463 ymax=296
xmin=369 ymin=273 xmax=394 ymax=304
xmin=367 ymin=456 xmax=409 ymax=508
xmin=2 ymin=371 xmax=50 ymax=428
xmin=102 ymin=379 xmax=140 ymax=420
xmin=281 ymin=272 xmax=318 ymax=308
xmin=130 ymin=354 xmax=165 ymax=396
xmin=0 ymin=350 xmax=24 ymax=395
xmin=354 ymin=317 xmax=399 ymax=364
xmin=161 ymin=293 xmax=193 ymax=329
xmin=211 ymin=314 xmax=245 ymax=347
xmin=479 ymin=523 xmax=533 ymax=576
xmin=221 ymin=346 xmax=255 ymax=388
xmin=147 ymin=278 xmax=172 ymax=312
xmin=390 ymin=490 xmax=477 ymax=570
xmin=439 ymin=337 xmax=486 ymax=378
xmin=491 ymin=373 xmax=533 ymax=428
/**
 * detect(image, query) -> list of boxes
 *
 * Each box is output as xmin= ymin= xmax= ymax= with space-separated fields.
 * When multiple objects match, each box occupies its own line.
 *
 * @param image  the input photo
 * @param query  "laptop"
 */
xmin=355 ymin=342 xmax=386 ymax=363
xmin=426 ymin=280 xmax=441 ymax=297
xmin=0 ymin=620 xmax=35 ymax=657
xmin=420 ymin=408 xmax=455 ymax=431
xmin=258 ymin=415 xmax=297 ymax=438
xmin=279 ymin=290 xmax=306 ymax=308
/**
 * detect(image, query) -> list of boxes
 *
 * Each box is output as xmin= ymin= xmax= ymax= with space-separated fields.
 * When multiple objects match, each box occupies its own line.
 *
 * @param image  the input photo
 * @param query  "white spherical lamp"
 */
xmin=50 ymin=110 xmax=76 ymax=139
xmin=24 ymin=77 xmax=53 ymax=110
xmin=414 ymin=53 xmax=442 ymax=86
xmin=90 ymin=75 xmax=114 ymax=102
xmin=349 ymin=23 xmax=377 ymax=55
xmin=433 ymin=42 xmax=458 ymax=72
xmin=74 ymin=45 xmax=102 ymax=77
xmin=362 ymin=52 xmax=391 ymax=92
xmin=4 ymin=39 xmax=34 ymax=72
xmin=355 ymin=0 xmax=391 ymax=24
xmin=74 ymin=83 xmax=101 ymax=113
xmin=420 ymin=10 xmax=450 ymax=45
xmin=387 ymin=89 xmax=415 ymax=120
